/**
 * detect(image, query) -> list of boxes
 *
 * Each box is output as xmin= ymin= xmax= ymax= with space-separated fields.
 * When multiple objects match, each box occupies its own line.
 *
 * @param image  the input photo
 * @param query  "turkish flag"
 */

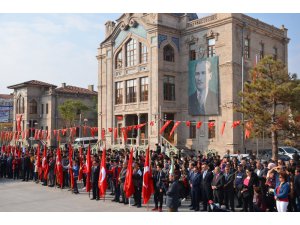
xmin=56 ymin=148 xmax=63 ymax=188
xmin=142 ymin=147 xmax=154 ymax=204
xmin=101 ymin=128 xmax=105 ymax=141
xmin=186 ymin=121 xmax=191 ymax=127
xmin=196 ymin=121 xmax=202 ymax=129
xmin=121 ymin=127 xmax=128 ymax=143
xmin=98 ymin=147 xmax=107 ymax=197
xmin=69 ymin=144 xmax=74 ymax=189
xmin=114 ymin=128 xmax=118 ymax=140
xmin=169 ymin=121 xmax=181 ymax=137
xmin=220 ymin=122 xmax=226 ymax=135
xmin=208 ymin=122 xmax=215 ymax=129
xmin=16 ymin=114 xmax=22 ymax=132
xmin=232 ymin=120 xmax=241 ymax=128
xmin=117 ymin=115 xmax=123 ymax=120
xmin=124 ymin=148 xmax=134 ymax=198
xmin=150 ymin=121 xmax=154 ymax=126
xmin=245 ymin=121 xmax=253 ymax=139
xmin=42 ymin=145 xmax=49 ymax=180
xmin=78 ymin=147 xmax=83 ymax=181
xmin=86 ymin=145 xmax=92 ymax=192
xmin=159 ymin=120 xmax=172 ymax=134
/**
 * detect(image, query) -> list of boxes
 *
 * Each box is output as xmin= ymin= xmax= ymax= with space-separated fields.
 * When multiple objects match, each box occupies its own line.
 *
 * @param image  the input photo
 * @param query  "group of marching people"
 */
xmin=1 ymin=143 xmax=300 ymax=212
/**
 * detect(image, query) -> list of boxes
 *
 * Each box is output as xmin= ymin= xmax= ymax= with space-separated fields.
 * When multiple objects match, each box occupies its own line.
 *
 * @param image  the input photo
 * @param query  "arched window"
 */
xmin=29 ymin=99 xmax=37 ymax=114
xmin=163 ymin=45 xmax=175 ymax=62
xmin=20 ymin=97 xmax=24 ymax=113
xmin=140 ymin=42 xmax=148 ymax=64
xmin=126 ymin=39 xmax=137 ymax=67
xmin=115 ymin=50 xmax=122 ymax=69
xmin=16 ymin=98 xmax=20 ymax=114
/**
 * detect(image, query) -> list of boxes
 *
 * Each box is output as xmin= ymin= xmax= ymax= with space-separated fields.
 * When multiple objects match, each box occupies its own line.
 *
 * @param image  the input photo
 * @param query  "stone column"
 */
xmin=137 ymin=113 xmax=141 ymax=146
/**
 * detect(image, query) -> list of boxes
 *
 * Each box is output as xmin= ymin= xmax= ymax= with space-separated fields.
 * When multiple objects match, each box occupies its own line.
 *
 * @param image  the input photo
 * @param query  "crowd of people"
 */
xmin=1 ymin=144 xmax=300 ymax=212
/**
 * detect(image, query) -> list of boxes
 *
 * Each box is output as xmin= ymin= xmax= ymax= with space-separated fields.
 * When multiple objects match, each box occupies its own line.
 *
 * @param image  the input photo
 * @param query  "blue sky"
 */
xmin=0 ymin=13 xmax=299 ymax=94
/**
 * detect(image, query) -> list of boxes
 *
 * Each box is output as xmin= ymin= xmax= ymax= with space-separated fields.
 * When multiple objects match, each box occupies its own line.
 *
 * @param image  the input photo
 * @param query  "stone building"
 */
xmin=8 ymin=80 xmax=97 ymax=146
xmin=97 ymin=13 xmax=289 ymax=155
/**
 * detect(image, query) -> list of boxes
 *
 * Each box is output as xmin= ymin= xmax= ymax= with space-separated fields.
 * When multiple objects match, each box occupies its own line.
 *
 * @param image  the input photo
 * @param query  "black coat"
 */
xmin=166 ymin=180 xmax=180 ymax=209
xmin=191 ymin=172 xmax=202 ymax=191
xmin=223 ymin=172 xmax=235 ymax=191
xmin=294 ymin=174 xmax=300 ymax=197
xmin=201 ymin=170 xmax=213 ymax=199
xmin=154 ymin=170 xmax=166 ymax=191
xmin=91 ymin=165 xmax=99 ymax=183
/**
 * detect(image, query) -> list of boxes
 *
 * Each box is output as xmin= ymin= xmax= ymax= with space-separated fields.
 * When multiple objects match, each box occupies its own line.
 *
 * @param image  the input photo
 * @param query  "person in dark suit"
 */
xmin=294 ymin=168 xmax=300 ymax=212
xmin=211 ymin=166 xmax=225 ymax=206
xmin=166 ymin=172 xmax=180 ymax=212
xmin=223 ymin=165 xmax=235 ymax=211
xmin=201 ymin=163 xmax=213 ymax=211
xmin=22 ymin=153 xmax=30 ymax=181
xmin=132 ymin=162 xmax=143 ymax=208
xmin=152 ymin=163 xmax=166 ymax=211
xmin=190 ymin=166 xmax=202 ymax=211
xmin=188 ymin=60 xmax=218 ymax=115
xmin=91 ymin=160 xmax=100 ymax=200
xmin=119 ymin=161 xmax=128 ymax=204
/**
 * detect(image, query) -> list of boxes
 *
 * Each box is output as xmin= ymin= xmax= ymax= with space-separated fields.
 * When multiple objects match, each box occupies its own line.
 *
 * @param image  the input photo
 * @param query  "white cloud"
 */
xmin=0 ymin=14 xmax=104 ymax=93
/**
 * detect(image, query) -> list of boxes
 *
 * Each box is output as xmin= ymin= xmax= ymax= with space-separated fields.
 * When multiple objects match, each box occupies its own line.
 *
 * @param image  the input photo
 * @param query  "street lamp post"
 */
xmin=241 ymin=22 xmax=246 ymax=154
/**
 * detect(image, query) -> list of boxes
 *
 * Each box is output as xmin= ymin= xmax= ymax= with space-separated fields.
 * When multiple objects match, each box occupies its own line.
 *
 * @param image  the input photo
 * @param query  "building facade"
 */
xmin=97 ymin=13 xmax=289 ymax=155
xmin=8 ymin=80 xmax=97 ymax=146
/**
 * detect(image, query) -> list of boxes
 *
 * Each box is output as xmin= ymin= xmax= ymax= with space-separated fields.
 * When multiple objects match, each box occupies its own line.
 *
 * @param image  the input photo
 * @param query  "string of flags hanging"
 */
xmin=0 ymin=115 xmax=253 ymax=145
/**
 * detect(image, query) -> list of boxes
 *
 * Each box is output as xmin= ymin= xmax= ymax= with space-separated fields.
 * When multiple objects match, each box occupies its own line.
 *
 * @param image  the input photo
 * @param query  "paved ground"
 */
xmin=0 ymin=179 xmax=192 ymax=212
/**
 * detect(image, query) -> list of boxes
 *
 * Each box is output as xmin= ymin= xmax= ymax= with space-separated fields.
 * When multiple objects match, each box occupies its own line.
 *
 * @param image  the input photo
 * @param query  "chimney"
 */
xmin=88 ymin=85 xmax=94 ymax=91
xmin=61 ymin=83 xmax=66 ymax=88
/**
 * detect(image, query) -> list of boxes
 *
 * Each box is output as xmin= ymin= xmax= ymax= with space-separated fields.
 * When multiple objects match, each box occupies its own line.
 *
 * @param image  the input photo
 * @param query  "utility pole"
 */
xmin=241 ymin=22 xmax=246 ymax=154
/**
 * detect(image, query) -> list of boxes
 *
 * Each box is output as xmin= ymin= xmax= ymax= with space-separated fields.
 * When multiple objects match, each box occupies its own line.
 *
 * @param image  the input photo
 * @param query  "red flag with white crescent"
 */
xmin=142 ymin=147 xmax=154 ymax=204
xmin=98 ymin=147 xmax=107 ymax=197
xmin=124 ymin=148 xmax=134 ymax=198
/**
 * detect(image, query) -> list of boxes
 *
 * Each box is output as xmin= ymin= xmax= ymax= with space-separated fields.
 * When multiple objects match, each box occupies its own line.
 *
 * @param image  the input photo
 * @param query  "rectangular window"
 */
xmin=273 ymin=47 xmax=278 ymax=60
xmin=46 ymin=103 xmax=48 ymax=114
xmin=244 ymin=38 xmax=250 ymax=59
xmin=115 ymin=50 xmax=122 ymax=69
xmin=41 ymin=104 xmax=44 ymax=114
xmin=126 ymin=79 xmax=137 ymax=103
xmin=140 ymin=77 xmax=149 ymax=102
xmin=140 ymin=43 xmax=148 ymax=64
xmin=207 ymin=38 xmax=216 ymax=57
xmin=189 ymin=43 xmax=196 ymax=60
xmin=259 ymin=43 xmax=264 ymax=60
xmin=189 ymin=121 xmax=196 ymax=139
xmin=115 ymin=82 xmax=123 ymax=105
xmin=208 ymin=120 xmax=216 ymax=139
xmin=163 ymin=76 xmax=175 ymax=101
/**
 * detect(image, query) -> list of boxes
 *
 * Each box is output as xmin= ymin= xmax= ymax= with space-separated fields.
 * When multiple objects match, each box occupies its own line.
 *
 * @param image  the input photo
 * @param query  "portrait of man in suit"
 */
xmin=188 ymin=58 xmax=219 ymax=115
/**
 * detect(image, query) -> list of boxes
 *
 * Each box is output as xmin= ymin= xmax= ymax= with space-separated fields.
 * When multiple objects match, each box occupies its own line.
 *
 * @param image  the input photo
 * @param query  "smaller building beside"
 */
xmin=7 ymin=80 xmax=97 ymax=146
